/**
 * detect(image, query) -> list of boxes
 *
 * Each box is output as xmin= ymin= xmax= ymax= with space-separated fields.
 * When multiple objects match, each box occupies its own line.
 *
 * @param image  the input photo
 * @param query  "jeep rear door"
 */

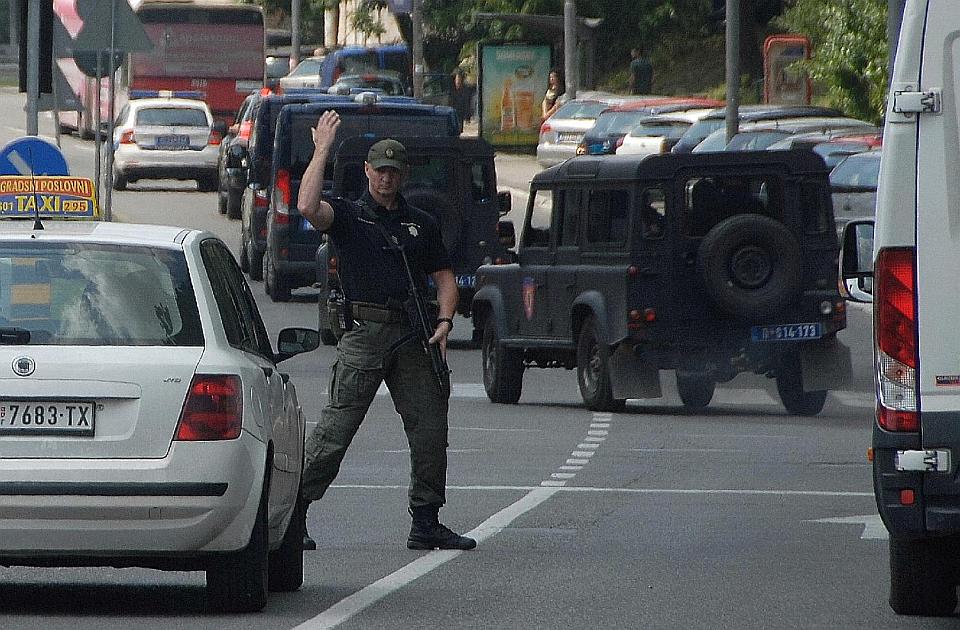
xmin=516 ymin=187 xmax=555 ymax=339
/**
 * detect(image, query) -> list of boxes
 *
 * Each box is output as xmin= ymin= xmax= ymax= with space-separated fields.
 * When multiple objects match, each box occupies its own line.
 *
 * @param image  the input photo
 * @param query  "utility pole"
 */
xmin=411 ymin=0 xmax=424 ymax=98
xmin=291 ymin=0 xmax=301 ymax=68
xmin=563 ymin=0 xmax=577 ymax=98
xmin=25 ymin=0 xmax=39 ymax=135
xmin=724 ymin=0 xmax=740 ymax=145
xmin=888 ymin=0 xmax=906 ymax=78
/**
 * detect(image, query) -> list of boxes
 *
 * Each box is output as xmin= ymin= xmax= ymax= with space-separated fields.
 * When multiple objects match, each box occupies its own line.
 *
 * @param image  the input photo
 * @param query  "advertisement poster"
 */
xmin=479 ymin=44 xmax=552 ymax=148
xmin=763 ymin=35 xmax=811 ymax=106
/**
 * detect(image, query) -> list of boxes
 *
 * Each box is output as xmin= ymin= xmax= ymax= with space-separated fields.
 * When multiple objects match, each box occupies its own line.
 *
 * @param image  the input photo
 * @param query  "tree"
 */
xmin=776 ymin=0 xmax=887 ymax=124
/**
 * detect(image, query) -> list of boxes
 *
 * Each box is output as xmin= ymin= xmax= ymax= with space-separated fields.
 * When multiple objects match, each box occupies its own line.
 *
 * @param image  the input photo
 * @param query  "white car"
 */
xmin=615 ymin=108 xmax=715 ymax=157
xmin=278 ymin=56 xmax=325 ymax=91
xmin=0 ymin=219 xmax=318 ymax=613
xmin=112 ymin=96 xmax=223 ymax=192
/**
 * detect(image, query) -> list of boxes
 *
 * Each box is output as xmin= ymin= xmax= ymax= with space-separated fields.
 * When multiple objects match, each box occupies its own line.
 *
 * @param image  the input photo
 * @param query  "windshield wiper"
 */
xmin=0 ymin=328 xmax=31 ymax=344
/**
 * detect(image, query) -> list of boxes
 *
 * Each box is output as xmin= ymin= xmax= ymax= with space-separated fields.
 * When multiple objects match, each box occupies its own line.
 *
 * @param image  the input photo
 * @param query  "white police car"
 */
xmin=0 ymin=176 xmax=317 ymax=612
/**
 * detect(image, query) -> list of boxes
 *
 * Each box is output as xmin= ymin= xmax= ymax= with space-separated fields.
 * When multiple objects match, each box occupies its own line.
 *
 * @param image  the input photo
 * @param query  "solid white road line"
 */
xmin=328 ymin=483 xmax=874 ymax=497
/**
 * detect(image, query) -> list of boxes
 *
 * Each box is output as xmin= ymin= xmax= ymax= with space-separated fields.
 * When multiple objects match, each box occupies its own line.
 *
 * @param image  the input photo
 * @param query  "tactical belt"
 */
xmin=349 ymin=301 xmax=403 ymax=323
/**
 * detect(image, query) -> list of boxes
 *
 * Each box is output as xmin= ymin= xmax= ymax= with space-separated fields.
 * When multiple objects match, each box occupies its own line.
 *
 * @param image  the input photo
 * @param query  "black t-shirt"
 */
xmin=325 ymin=191 xmax=452 ymax=304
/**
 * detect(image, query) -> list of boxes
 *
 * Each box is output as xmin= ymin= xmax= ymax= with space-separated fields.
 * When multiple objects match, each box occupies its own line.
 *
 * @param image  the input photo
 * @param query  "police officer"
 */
xmin=297 ymin=109 xmax=476 ymax=551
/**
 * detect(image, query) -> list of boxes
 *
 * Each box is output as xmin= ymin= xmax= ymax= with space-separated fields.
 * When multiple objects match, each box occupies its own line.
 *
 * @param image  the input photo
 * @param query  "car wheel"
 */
xmin=889 ymin=536 xmax=958 ymax=616
xmin=227 ymin=186 xmax=243 ymax=220
xmin=775 ymin=352 xmax=827 ymax=416
xmin=676 ymin=371 xmax=715 ymax=409
xmin=576 ymin=316 xmax=625 ymax=412
xmin=264 ymin=251 xmax=292 ymax=302
xmin=697 ymin=214 xmax=802 ymax=319
xmin=112 ymin=170 xmax=127 ymax=191
xmin=481 ymin=319 xmax=523 ymax=404
xmin=268 ymin=492 xmax=305 ymax=592
xmin=206 ymin=481 xmax=269 ymax=613
xmin=198 ymin=175 xmax=218 ymax=193
xmin=239 ymin=236 xmax=250 ymax=273
xmin=248 ymin=242 xmax=264 ymax=281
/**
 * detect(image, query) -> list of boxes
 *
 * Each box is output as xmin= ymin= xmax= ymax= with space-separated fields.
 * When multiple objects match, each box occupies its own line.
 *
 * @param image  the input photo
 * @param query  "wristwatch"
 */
xmin=436 ymin=317 xmax=454 ymax=330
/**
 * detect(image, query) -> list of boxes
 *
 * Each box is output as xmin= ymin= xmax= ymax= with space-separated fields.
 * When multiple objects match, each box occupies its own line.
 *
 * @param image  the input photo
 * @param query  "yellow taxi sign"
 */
xmin=0 ymin=176 xmax=100 ymax=220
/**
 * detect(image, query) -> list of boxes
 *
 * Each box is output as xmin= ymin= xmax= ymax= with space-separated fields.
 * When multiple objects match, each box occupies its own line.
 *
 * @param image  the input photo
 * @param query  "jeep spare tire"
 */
xmin=696 ymin=214 xmax=802 ymax=319
xmin=404 ymin=188 xmax=460 ymax=253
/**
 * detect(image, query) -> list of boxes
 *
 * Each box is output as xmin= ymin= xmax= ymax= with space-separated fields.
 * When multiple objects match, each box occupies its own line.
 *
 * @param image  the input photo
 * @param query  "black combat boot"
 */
xmin=407 ymin=505 xmax=477 ymax=550
xmin=301 ymin=500 xmax=317 ymax=551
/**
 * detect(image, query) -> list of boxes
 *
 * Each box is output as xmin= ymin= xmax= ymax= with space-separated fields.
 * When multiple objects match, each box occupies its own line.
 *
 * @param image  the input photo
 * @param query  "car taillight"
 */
xmin=238 ymin=120 xmax=252 ymax=141
xmin=875 ymin=247 xmax=919 ymax=432
xmin=207 ymin=129 xmax=222 ymax=146
xmin=254 ymin=188 xmax=269 ymax=207
xmin=540 ymin=122 xmax=551 ymax=134
xmin=274 ymin=168 xmax=291 ymax=214
xmin=119 ymin=129 xmax=135 ymax=144
xmin=175 ymin=375 xmax=242 ymax=441
xmin=616 ymin=136 xmax=625 ymax=148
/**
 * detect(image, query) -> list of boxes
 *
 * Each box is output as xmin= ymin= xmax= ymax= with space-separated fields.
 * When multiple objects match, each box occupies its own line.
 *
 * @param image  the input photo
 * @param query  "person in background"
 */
xmin=449 ymin=70 xmax=473 ymax=132
xmin=629 ymin=47 xmax=653 ymax=95
xmin=541 ymin=69 xmax=564 ymax=120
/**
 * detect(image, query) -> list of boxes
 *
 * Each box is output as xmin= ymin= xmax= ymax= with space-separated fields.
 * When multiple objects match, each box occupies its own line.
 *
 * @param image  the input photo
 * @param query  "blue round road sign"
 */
xmin=0 ymin=136 xmax=70 ymax=176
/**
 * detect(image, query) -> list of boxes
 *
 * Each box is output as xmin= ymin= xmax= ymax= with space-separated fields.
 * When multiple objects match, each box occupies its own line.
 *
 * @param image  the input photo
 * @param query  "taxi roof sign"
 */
xmin=0 ymin=176 xmax=100 ymax=220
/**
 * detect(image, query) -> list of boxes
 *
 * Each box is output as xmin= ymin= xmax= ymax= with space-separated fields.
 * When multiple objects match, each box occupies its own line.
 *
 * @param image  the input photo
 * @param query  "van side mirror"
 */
xmin=497 ymin=219 xmax=516 ymax=249
xmin=497 ymin=190 xmax=512 ymax=216
xmin=839 ymin=219 xmax=874 ymax=303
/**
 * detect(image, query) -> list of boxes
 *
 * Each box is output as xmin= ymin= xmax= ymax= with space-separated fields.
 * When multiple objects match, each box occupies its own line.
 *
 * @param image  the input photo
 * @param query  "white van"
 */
xmin=842 ymin=0 xmax=960 ymax=617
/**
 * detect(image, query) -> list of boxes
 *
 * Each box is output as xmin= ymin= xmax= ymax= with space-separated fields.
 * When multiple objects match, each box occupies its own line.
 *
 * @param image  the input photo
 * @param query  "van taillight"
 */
xmin=175 ymin=375 xmax=242 ymax=440
xmin=875 ymin=247 xmax=919 ymax=432
xmin=274 ymin=168 xmax=291 ymax=214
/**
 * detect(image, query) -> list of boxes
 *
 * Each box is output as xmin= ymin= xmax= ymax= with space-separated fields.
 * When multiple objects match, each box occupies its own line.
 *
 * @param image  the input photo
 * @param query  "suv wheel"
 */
xmin=264 ymin=252 xmax=292 ymax=302
xmin=247 ymin=233 xmax=264 ymax=281
xmin=227 ymin=186 xmax=242 ymax=220
xmin=576 ymin=316 xmax=625 ymax=412
xmin=889 ymin=536 xmax=959 ymax=616
xmin=482 ymin=320 xmax=523 ymax=404
xmin=676 ymin=371 xmax=715 ymax=409
xmin=697 ymin=214 xmax=802 ymax=319
xmin=775 ymin=352 xmax=827 ymax=416
xmin=217 ymin=181 xmax=228 ymax=214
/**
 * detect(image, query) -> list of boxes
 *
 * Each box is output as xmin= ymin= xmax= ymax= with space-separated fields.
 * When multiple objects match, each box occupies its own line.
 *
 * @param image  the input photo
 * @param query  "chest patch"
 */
xmin=402 ymin=222 xmax=420 ymax=238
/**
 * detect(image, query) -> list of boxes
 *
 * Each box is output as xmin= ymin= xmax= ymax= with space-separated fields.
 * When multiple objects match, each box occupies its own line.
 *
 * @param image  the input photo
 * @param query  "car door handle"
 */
xmin=261 ymin=366 xmax=273 ymax=378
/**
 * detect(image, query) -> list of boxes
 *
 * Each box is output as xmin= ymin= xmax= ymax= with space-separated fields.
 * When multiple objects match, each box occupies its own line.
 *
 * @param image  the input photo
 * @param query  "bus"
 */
xmin=54 ymin=0 xmax=264 ymax=138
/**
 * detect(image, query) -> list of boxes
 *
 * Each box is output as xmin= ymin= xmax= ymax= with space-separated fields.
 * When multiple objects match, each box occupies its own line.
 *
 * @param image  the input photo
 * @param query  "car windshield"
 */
xmin=136 ymin=107 xmax=208 ymax=127
xmin=674 ymin=118 xmax=725 ymax=151
xmin=286 ymin=58 xmax=323 ymax=77
xmin=0 ymin=242 xmax=203 ymax=346
xmin=725 ymin=130 xmax=792 ymax=151
xmin=830 ymin=152 xmax=881 ymax=189
xmin=552 ymin=100 xmax=607 ymax=120
xmin=691 ymin=128 xmax=729 ymax=152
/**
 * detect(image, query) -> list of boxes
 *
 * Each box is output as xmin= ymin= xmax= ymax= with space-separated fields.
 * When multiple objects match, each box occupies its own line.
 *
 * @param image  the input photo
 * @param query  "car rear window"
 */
xmin=0 ymin=243 xmax=203 ymax=346
xmin=553 ymin=100 xmax=607 ymax=120
xmin=136 ymin=107 xmax=208 ymax=127
xmin=590 ymin=112 xmax=645 ymax=136
xmin=829 ymin=153 xmax=880 ymax=189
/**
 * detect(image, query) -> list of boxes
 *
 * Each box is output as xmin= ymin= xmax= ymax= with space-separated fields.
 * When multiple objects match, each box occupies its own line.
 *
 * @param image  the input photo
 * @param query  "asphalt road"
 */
xmin=0 ymin=91 xmax=938 ymax=629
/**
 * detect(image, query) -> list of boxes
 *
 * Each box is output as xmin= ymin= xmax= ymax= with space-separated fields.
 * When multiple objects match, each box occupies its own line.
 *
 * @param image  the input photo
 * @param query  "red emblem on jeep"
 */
xmin=522 ymin=276 xmax=536 ymax=320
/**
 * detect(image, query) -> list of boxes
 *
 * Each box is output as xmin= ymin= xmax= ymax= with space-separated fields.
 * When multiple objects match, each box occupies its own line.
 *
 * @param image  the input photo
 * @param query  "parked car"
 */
xmin=576 ymin=97 xmax=724 ymax=156
xmin=615 ymin=108 xmax=715 ymax=156
xmin=0 ymin=213 xmax=319 ymax=612
xmin=671 ymin=105 xmax=846 ymax=153
xmin=692 ymin=117 xmax=875 ymax=153
xmin=218 ymin=91 xmax=261 ymax=218
xmin=112 ymin=95 xmax=226 ymax=192
xmin=278 ymin=56 xmax=325 ymax=91
xmin=829 ymin=149 xmax=880 ymax=234
xmin=261 ymin=96 xmax=460 ymax=301
xmin=316 ymin=44 xmax=411 ymax=92
xmin=810 ymin=132 xmax=883 ymax=168
xmin=536 ymin=98 xmax=609 ymax=167
xmin=327 ymin=70 xmax=408 ymax=96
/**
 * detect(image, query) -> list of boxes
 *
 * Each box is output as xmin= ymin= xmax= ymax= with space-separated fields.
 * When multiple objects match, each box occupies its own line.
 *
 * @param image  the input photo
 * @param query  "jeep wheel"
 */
xmin=482 ymin=320 xmax=523 ymax=404
xmin=775 ymin=354 xmax=827 ymax=416
xmin=889 ymin=536 xmax=959 ymax=616
xmin=576 ymin=316 xmax=625 ymax=412
xmin=676 ymin=371 xmax=715 ymax=409
xmin=697 ymin=214 xmax=802 ymax=319
xmin=264 ymin=252 xmax=292 ymax=302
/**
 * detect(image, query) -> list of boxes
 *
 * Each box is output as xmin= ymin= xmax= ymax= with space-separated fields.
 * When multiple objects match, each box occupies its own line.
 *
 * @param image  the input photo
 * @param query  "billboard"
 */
xmin=763 ymin=35 xmax=812 ymax=106
xmin=478 ymin=43 xmax=552 ymax=148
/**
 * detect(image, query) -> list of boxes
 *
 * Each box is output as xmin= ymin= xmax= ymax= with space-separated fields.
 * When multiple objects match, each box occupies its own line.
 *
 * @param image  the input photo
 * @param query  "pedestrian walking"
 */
xmin=449 ymin=70 xmax=473 ymax=132
xmin=628 ymin=47 xmax=653 ymax=95
xmin=541 ymin=69 xmax=564 ymax=120
xmin=296 ymin=110 xmax=477 ymax=552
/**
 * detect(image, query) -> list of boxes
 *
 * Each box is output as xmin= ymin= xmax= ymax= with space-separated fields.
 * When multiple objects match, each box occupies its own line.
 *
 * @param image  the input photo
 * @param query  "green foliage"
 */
xmin=776 ymin=0 xmax=887 ymax=124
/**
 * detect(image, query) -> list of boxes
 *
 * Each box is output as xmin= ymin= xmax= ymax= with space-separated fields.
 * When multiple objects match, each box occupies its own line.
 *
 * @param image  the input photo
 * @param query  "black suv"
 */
xmin=260 ymin=97 xmax=460 ymax=301
xmin=473 ymin=150 xmax=851 ymax=414
xmin=217 ymin=91 xmax=259 ymax=219
xmin=315 ymin=135 xmax=514 ymax=344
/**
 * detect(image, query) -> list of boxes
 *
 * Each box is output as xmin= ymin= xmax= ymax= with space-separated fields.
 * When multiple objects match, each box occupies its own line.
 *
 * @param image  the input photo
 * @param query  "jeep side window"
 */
xmin=523 ymin=188 xmax=555 ymax=248
xmin=584 ymin=189 xmax=630 ymax=249
xmin=800 ymin=181 xmax=831 ymax=235
xmin=641 ymin=188 xmax=666 ymax=239
xmin=558 ymin=189 xmax=580 ymax=247
xmin=470 ymin=163 xmax=492 ymax=202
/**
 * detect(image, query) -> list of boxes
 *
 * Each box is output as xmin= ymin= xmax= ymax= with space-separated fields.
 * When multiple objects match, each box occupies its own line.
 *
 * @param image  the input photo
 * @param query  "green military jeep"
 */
xmin=472 ymin=150 xmax=851 ymax=414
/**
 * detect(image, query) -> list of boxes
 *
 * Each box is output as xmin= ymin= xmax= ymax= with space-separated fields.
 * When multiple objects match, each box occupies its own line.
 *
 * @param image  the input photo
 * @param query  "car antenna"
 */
xmin=28 ymin=146 xmax=43 ymax=231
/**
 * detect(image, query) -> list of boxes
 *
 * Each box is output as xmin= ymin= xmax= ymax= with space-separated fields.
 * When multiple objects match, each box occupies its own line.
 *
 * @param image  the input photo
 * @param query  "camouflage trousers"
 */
xmin=301 ymin=319 xmax=450 ymax=508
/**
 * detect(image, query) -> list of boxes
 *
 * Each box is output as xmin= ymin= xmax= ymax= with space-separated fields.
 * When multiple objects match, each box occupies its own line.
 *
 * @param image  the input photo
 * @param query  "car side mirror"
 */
xmin=212 ymin=121 xmax=228 ymax=137
xmin=497 ymin=190 xmax=512 ymax=216
xmin=276 ymin=327 xmax=320 ymax=362
xmin=227 ymin=142 xmax=247 ymax=168
xmin=839 ymin=219 xmax=874 ymax=303
xmin=497 ymin=219 xmax=516 ymax=249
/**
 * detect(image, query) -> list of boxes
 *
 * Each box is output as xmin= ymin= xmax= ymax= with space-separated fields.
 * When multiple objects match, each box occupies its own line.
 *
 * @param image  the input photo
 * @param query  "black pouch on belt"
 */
xmin=328 ymin=291 xmax=353 ymax=335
